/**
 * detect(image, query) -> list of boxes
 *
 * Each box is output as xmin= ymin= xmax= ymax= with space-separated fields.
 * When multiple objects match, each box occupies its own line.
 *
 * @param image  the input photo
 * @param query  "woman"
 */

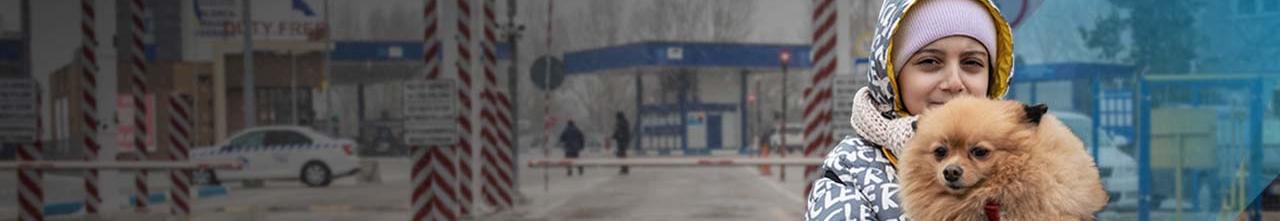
xmin=804 ymin=0 xmax=1015 ymax=220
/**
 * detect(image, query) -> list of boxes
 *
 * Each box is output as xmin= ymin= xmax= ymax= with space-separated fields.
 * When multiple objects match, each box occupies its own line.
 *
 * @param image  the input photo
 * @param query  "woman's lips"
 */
xmin=927 ymin=101 xmax=947 ymax=108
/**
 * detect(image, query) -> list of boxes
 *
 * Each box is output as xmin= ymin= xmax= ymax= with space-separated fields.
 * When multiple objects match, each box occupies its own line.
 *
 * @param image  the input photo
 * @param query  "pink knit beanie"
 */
xmin=891 ymin=0 xmax=998 ymax=74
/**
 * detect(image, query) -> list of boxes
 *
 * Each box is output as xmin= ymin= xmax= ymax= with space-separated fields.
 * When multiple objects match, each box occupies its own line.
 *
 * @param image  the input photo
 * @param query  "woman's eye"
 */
xmin=933 ymin=146 xmax=948 ymax=158
xmin=963 ymin=59 xmax=985 ymax=67
xmin=916 ymin=58 xmax=941 ymax=66
xmin=970 ymin=147 xmax=989 ymax=158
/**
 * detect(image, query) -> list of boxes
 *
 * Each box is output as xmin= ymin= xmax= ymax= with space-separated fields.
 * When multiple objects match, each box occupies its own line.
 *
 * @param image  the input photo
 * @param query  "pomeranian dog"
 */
xmin=899 ymin=97 xmax=1108 ymax=221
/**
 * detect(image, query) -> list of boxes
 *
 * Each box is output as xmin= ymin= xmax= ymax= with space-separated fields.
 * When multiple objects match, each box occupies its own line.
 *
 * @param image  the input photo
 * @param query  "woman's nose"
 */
xmin=937 ymin=66 xmax=966 ymax=93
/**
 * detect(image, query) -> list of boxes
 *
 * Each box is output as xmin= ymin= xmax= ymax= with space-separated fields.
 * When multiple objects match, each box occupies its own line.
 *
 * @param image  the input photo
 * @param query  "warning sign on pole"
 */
xmin=0 ymin=79 xmax=37 ymax=143
xmin=404 ymin=80 xmax=458 ymax=147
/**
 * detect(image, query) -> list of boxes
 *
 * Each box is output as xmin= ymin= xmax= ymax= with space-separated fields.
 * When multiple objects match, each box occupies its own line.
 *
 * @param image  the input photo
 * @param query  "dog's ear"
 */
xmin=1023 ymin=103 xmax=1048 ymax=124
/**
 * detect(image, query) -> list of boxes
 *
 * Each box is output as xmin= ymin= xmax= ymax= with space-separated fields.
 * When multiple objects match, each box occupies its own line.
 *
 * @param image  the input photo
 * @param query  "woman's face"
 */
xmin=898 ymin=36 xmax=991 ymax=115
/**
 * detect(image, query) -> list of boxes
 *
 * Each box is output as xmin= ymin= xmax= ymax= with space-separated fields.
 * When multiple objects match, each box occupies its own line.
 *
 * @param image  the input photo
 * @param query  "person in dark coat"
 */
xmin=559 ymin=120 xmax=585 ymax=176
xmin=611 ymin=112 xmax=632 ymax=175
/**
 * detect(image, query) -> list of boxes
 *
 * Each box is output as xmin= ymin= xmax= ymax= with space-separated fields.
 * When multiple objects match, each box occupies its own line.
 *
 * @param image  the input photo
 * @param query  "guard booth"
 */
xmin=325 ymin=41 xmax=511 ymax=157
xmin=327 ymin=41 xmax=425 ymax=157
xmin=560 ymin=41 xmax=818 ymax=156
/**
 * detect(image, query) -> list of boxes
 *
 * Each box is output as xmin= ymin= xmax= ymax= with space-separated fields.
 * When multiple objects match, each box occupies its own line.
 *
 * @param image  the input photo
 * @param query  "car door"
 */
xmin=223 ymin=130 xmax=267 ymax=179
xmin=263 ymin=130 xmax=315 ymax=177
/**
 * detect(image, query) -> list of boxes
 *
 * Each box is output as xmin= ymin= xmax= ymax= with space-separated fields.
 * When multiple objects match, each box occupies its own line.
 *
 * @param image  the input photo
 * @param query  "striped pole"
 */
xmin=454 ymin=0 xmax=476 ymax=217
xmin=128 ymin=0 xmax=150 ymax=211
xmin=424 ymin=0 xmax=442 ymax=79
xmin=167 ymin=94 xmax=193 ymax=218
xmin=17 ymin=94 xmax=43 ymax=221
xmin=803 ymin=0 xmax=837 ymax=195
xmin=79 ymin=0 xmax=103 ymax=214
xmin=478 ymin=0 xmax=514 ymax=210
xmin=414 ymin=0 xmax=459 ymax=220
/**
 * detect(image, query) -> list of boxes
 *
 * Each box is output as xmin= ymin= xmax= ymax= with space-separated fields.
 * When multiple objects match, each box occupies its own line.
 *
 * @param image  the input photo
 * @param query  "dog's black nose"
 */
xmin=943 ymin=166 xmax=963 ymax=182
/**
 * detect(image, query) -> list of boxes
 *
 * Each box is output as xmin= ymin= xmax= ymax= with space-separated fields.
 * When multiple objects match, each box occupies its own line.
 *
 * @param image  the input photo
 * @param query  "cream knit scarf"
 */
xmin=850 ymin=87 xmax=917 ymax=156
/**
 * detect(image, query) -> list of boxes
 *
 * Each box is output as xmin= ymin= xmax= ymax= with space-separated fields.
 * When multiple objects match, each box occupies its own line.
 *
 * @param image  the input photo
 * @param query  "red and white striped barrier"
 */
xmin=414 ymin=0 xmax=460 ymax=220
xmin=803 ymin=0 xmax=838 ymax=196
xmin=167 ymin=94 xmax=193 ymax=217
xmin=128 ymin=0 xmax=150 ymax=212
xmin=17 ymin=101 xmax=43 ymax=221
xmin=79 ymin=0 xmax=103 ymax=214
xmin=454 ymin=0 xmax=476 ymax=217
xmin=527 ymin=158 xmax=825 ymax=168
xmin=478 ymin=0 xmax=514 ymax=210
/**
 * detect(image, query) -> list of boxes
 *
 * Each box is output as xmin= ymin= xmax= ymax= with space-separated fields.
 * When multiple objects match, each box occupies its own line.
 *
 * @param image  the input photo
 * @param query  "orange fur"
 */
xmin=899 ymin=97 xmax=1108 ymax=221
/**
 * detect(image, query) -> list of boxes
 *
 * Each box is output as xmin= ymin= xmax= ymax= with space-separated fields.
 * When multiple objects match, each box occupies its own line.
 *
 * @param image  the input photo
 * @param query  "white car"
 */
xmin=1057 ymin=112 xmax=1140 ymax=210
xmin=191 ymin=126 xmax=361 ymax=187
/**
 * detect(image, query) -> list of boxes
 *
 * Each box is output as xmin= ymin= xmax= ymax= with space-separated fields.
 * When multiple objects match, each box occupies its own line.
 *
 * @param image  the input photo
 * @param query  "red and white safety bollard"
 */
xmin=17 ymin=98 xmax=44 ymax=221
xmin=414 ymin=0 xmax=460 ymax=220
xmin=478 ymin=0 xmax=514 ymax=210
xmin=453 ymin=0 xmax=476 ymax=217
xmin=128 ymin=0 xmax=151 ymax=212
xmin=803 ymin=0 xmax=838 ymax=195
xmin=167 ymin=94 xmax=194 ymax=217
xmin=79 ymin=0 xmax=103 ymax=214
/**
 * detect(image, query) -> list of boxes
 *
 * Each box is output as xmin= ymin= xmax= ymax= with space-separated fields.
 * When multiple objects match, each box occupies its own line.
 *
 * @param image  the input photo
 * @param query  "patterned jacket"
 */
xmin=805 ymin=135 xmax=908 ymax=221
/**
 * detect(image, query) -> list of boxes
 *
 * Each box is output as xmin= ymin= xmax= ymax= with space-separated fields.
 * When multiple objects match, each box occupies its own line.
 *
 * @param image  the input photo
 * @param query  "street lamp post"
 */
xmin=778 ymin=50 xmax=790 ymax=182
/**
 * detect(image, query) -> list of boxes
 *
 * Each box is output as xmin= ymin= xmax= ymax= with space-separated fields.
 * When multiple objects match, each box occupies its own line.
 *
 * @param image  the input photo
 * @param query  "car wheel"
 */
xmin=301 ymin=161 xmax=332 ymax=187
xmin=194 ymin=169 xmax=220 ymax=186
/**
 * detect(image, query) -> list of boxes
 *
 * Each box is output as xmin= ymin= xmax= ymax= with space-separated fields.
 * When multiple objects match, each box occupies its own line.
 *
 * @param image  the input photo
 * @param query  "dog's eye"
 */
xmin=933 ymin=146 xmax=947 ymax=158
xmin=971 ymin=147 xmax=990 ymax=158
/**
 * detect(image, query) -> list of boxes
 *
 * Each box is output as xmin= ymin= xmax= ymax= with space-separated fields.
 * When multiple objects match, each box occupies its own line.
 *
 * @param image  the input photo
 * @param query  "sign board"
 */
xmin=403 ymin=80 xmax=457 ymax=147
xmin=831 ymin=60 xmax=869 ymax=140
xmin=832 ymin=73 xmax=858 ymax=140
xmin=0 ymin=79 xmax=37 ymax=143
xmin=530 ymin=56 xmax=565 ymax=91
xmin=116 ymin=95 xmax=157 ymax=152
xmin=667 ymin=47 xmax=684 ymax=60
xmin=190 ymin=0 xmax=328 ymax=39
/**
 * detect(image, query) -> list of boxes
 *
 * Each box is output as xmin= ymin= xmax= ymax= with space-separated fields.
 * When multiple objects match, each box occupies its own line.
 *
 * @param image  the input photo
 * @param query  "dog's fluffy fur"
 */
xmin=900 ymin=97 xmax=1108 ymax=221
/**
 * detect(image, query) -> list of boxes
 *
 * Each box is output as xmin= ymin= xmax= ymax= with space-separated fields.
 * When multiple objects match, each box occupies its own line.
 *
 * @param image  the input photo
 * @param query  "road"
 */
xmin=185 ymin=149 xmax=811 ymax=221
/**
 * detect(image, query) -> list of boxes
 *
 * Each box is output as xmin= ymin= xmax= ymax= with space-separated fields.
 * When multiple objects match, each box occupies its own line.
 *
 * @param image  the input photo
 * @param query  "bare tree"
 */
xmin=710 ymin=0 xmax=754 ymax=41
xmin=367 ymin=7 xmax=389 ymax=39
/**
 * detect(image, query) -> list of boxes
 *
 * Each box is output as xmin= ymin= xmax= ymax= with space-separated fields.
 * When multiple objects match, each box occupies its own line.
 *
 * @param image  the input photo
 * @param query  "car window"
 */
xmin=228 ymin=131 xmax=267 ymax=149
xmin=265 ymin=130 xmax=314 ymax=146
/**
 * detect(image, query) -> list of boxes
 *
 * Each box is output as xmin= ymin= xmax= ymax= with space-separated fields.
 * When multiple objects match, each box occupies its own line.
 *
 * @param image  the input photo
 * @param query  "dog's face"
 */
xmin=907 ymin=97 xmax=1047 ymax=195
